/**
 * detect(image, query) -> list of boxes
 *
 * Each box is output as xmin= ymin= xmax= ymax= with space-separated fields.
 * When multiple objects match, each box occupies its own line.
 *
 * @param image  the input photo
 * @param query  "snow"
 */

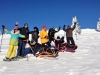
xmin=0 ymin=29 xmax=100 ymax=75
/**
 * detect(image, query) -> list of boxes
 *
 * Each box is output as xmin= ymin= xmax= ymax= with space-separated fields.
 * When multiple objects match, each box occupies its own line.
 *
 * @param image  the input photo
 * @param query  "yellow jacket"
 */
xmin=40 ymin=29 xmax=49 ymax=44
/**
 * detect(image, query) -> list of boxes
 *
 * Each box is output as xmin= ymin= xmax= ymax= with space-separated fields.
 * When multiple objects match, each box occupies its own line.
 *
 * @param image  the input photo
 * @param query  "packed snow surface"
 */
xmin=0 ymin=29 xmax=100 ymax=75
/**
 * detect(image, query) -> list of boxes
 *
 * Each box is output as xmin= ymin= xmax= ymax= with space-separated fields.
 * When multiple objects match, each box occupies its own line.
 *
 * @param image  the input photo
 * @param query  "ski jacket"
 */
xmin=29 ymin=30 xmax=39 ymax=41
xmin=48 ymin=27 xmax=60 ymax=39
xmin=63 ymin=24 xmax=76 ymax=37
xmin=40 ymin=29 xmax=49 ymax=44
xmin=4 ymin=28 xmax=25 ymax=46
xmin=18 ymin=27 xmax=29 ymax=40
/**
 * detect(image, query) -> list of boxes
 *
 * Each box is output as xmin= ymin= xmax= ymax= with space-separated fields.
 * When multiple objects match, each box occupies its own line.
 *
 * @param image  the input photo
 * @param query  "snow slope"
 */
xmin=0 ymin=29 xmax=100 ymax=75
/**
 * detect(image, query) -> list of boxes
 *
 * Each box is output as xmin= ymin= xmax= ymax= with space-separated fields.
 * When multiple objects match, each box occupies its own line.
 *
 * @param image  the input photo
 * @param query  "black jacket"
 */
xmin=18 ymin=27 xmax=29 ymax=40
xmin=48 ymin=27 xmax=60 ymax=39
xmin=29 ymin=31 xmax=39 ymax=40
xmin=29 ymin=27 xmax=39 ymax=40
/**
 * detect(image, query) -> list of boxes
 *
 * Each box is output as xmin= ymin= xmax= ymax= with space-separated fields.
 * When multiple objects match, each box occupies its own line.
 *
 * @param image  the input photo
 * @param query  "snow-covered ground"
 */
xmin=0 ymin=29 xmax=100 ymax=75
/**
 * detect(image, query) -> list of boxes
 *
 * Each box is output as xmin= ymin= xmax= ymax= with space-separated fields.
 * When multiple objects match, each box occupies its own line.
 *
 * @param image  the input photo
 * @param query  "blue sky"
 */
xmin=0 ymin=0 xmax=100 ymax=31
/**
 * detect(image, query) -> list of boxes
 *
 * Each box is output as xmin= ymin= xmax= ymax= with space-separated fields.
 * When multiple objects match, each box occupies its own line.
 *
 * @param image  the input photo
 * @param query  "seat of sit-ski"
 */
xmin=58 ymin=42 xmax=78 ymax=52
xmin=35 ymin=46 xmax=59 ymax=58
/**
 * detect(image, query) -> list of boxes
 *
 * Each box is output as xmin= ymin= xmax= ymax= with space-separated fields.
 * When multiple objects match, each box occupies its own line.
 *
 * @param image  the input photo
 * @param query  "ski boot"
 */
xmin=3 ymin=58 xmax=11 ymax=61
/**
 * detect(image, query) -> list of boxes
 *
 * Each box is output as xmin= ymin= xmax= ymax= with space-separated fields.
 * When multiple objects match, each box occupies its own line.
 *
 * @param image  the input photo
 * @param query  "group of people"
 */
xmin=2 ymin=21 xmax=77 ymax=61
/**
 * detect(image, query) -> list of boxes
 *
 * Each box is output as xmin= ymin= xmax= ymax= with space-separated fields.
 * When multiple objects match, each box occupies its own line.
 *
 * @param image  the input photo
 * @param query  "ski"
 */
xmin=43 ymin=56 xmax=59 ymax=60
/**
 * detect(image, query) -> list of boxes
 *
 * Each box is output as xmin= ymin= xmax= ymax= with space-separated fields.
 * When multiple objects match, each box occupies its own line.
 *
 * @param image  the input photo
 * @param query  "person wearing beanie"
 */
xmin=29 ymin=26 xmax=39 ymax=43
xmin=63 ymin=22 xmax=77 ymax=46
xmin=2 ymin=24 xmax=25 ymax=61
xmin=40 ymin=25 xmax=50 ymax=47
xmin=17 ymin=23 xmax=29 ymax=58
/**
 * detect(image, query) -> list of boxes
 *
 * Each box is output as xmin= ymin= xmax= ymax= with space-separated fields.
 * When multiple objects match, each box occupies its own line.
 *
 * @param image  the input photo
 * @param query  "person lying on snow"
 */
xmin=27 ymin=40 xmax=58 ymax=58
xmin=63 ymin=22 xmax=77 ymax=47
xmin=48 ymin=26 xmax=61 ymax=43
xmin=2 ymin=25 xmax=25 ymax=61
xmin=28 ymin=40 xmax=42 ymax=55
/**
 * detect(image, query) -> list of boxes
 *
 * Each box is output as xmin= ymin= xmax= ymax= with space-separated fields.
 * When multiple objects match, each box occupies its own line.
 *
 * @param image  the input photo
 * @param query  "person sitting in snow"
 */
xmin=48 ymin=26 xmax=61 ymax=43
xmin=63 ymin=22 xmax=77 ymax=46
xmin=2 ymin=24 xmax=25 ymax=61
xmin=28 ymin=40 xmax=42 ymax=55
xmin=55 ymin=36 xmax=64 ymax=48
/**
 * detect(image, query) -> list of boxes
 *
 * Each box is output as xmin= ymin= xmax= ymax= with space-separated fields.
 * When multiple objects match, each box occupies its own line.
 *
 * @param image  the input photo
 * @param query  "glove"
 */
xmin=59 ymin=26 xmax=61 ymax=29
xmin=2 ymin=25 xmax=5 ymax=29
xmin=63 ymin=25 xmax=66 ymax=27
xmin=45 ymin=36 xmax=49 ymax=39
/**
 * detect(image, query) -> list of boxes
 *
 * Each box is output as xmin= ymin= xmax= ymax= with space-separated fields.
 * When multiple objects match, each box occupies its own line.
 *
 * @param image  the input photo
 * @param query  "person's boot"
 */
xmin=16 ymin=56 xmax=23 ymax=59
xmin=3 ymin=57 xmax=10 ymax=61
xmin=10 ymin=57 xmax=18 ymax=61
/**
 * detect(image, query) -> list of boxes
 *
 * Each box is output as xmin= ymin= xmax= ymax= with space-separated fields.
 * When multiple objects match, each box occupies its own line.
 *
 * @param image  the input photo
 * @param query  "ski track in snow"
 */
xmin=0 ymin=29 xmax=100 ymax=75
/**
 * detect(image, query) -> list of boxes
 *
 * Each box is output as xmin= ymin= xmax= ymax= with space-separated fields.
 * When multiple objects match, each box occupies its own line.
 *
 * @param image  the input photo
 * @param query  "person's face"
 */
xmin=14 ymin=29 xmax=18 ymax=32
xmin=67 ymin=26 xmax=71 ymax=29
xmin=34 ymin=28 xmax=36 ymax=31
xmin=44 ymin=27 xmax=46 ymax=30
xmin=25 ymin=25 xmax=28 ymax=28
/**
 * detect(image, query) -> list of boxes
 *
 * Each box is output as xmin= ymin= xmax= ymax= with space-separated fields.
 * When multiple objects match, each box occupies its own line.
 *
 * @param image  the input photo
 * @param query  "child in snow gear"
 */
xmin=29 ymin=27 xmax=39 ymax=43
xmin=48 ymin=26 xmax=61 ymax=43
xmin=63 ymin=22 xmax=76 ymax=46
xmin=17 ymin=23 xmax=29 ymax=58
xmin=2 ymin=25 xmax=25 ymax=61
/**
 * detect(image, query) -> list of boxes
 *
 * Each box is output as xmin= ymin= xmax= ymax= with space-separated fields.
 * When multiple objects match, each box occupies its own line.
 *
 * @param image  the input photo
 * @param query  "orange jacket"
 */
xmin=40 ymin=29 xmax=49 ymax=44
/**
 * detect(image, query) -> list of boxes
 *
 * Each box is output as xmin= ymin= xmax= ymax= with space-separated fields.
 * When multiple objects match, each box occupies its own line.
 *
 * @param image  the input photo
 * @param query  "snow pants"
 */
xmin=17 ymin=39 xmax=26 ymax=57
xmin=67 ymin=37 xmax=75 ymax=45
xmin=6 ymin=45 xmax=17 ymax=58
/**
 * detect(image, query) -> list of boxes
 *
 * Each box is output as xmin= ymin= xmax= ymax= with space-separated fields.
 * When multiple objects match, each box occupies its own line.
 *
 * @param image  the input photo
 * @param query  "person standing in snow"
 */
xmin=48 ymin=26 xmax=61 ymax=43
xmin=2 ymin=24 xmax=25 ymax=61
xmin=17 ymin=23 xmax=29 ymax=58
xmin=40 ymin=25 xmax=51 ymax=47
xmin=63 ymin=22 xmax=76 ymax=46
xmin=29 ymin=26 xmax=39 ymax=43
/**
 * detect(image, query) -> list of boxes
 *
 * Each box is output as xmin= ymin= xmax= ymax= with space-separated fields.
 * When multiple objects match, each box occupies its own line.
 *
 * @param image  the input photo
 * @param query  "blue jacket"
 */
xmin=4 ymin=28 xmax=25 ymax=46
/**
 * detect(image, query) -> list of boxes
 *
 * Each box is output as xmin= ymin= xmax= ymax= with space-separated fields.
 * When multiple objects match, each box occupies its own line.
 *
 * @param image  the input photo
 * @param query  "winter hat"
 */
xmin=67 ymin=25 xmax=71 ymax=28
xmin=43 ymin=25 xmax=47 ymax=29
xmin=14 ymin=25 xmax=18 ymax=30
xmin=24 ymin=23 xmax=28 ymax=27
xmin=34 ymin=27 xmax=37 ymax=29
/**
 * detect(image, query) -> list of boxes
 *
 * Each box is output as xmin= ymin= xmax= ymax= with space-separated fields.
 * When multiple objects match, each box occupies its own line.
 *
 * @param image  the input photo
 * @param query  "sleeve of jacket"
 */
xmin=26 ymin=29 xmax=30 ymax=39
xmin=55 ymin=26 xmax=61 ymax=33
xmin=63 ymin=25 xmax=66 ymax=32
xmin=48 ymin=28 xmax=51 ymax=37
xmin=36 ymin=27 xmax=39 ymax=34
xmin=18 ymin=34 xmax=25 ymax=38
xmin=4 ymin=28 xmax=11 ymax=34
xmin=28 ymin=31 xmax=32 ymax=34
xmin=40 ymin=30 xmax=45 ymax=39
xmin=72 ymin=23 xmax=76 ymax=31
